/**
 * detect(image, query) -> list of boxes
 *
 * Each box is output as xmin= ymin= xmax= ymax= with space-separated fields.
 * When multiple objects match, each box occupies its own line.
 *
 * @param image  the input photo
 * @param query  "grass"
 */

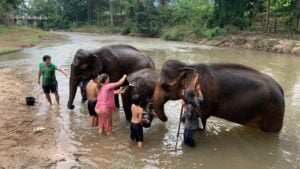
xmin=0 ymin=47 xmax=22 ymax=54
xmin=0 ymin=25 xmax=64 ymax=55
xmin=69 ymin=25 xmax=123 ymax=34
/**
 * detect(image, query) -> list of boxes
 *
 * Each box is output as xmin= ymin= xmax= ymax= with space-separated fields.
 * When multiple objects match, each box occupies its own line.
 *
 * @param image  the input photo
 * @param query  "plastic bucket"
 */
xmin=26 ymin=96 xmax=35 ymax=106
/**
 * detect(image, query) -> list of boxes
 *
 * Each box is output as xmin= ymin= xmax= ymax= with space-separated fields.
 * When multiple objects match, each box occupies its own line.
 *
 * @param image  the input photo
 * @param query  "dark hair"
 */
xmin=97 ymin=73 xmax=109 ymax=89
xmin=92 ymin=74 xmax=98 ymax=80
xmin=132 ymin=94 xmax=141 ymax=105
xmin=42 ymin=55 xmax=51 ymax=61
xmin=184 ymin=90 xmax=195 ymax=104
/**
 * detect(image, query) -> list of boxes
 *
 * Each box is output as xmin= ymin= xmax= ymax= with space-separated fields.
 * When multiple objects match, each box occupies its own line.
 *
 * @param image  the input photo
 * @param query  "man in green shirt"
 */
xmin=38 ymin=55 xmax=68 ymax=105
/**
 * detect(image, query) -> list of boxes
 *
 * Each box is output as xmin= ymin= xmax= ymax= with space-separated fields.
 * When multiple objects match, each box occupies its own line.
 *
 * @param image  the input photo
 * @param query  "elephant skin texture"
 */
xmin=153 ymin=60 xmax=285 ymax=132
xmin=68 ymin=44 xmax=155 ymax=121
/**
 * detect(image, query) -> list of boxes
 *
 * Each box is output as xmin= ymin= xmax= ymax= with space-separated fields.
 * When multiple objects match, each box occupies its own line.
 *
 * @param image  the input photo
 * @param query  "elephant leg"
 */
xmin=121 ymin=92 xmax=132 ymax=121
xmin=258 ymin=103 xmax=284 ymax=132
xmin=115 ymin=95 xmax=120 ymax=108
xmin=79 ymin=81 xmax=88 ymax=103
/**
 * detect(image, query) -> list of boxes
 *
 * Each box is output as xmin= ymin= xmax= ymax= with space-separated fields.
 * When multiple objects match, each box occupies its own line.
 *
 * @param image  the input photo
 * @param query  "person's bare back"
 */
xmin=131 ymin=104 xmax=143 ymax=124
xmin=86 ymin=79 xmax=98 ymax=100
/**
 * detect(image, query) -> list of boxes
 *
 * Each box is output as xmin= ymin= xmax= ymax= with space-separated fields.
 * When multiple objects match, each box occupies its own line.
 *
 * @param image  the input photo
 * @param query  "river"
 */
xmin=0 ymin=32 xmax=299 ymax=169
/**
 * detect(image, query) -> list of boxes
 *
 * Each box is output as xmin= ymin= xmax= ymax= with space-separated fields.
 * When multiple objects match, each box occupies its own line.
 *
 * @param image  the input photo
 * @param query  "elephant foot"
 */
xmin=68 ymin=104 xmax=75 ymax=109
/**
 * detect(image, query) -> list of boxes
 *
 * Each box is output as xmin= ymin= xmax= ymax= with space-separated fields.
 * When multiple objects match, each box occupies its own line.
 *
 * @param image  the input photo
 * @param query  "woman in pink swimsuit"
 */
xmin=95 ymin=73 xmax=127 ymax=135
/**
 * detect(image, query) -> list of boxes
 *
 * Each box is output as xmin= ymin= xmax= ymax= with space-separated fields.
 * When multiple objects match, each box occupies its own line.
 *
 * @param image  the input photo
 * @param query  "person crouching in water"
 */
xmin=86 ymin=75 xmax=99 ymax=126
xmin=130 ymin=95 xmax=144 ymax=148
xmin=95 ymin=73 xmax=127 ymax=135
xmin=183 ymin=90 xmax=199 ymax=147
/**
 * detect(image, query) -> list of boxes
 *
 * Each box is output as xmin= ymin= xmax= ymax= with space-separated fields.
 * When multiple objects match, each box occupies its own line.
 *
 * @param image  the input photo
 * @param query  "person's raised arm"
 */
xmin=115 ymin=74 xmax=127 ymax=86
xmin=56 ymin=67 xmax=68 ymax=77
xmin=38 ymin=70 xmax=41 ymax=85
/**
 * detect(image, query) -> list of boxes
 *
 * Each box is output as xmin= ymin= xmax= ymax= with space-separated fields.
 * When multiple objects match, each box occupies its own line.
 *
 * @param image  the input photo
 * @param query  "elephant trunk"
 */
xmin=153 ymin=81 xmax=168 ymax=122
xmin=68 ymin=68 xmax=78 ymax=109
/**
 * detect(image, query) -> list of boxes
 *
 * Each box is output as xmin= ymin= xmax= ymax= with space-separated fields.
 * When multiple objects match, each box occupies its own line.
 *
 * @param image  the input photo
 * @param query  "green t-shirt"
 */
xmin=39 ymin=63 xmax=57 ymax=86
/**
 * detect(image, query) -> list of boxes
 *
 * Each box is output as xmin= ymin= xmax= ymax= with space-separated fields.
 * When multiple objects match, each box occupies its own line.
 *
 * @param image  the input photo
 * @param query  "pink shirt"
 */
xmin=95 ymin=82 xmax=118 ymax=110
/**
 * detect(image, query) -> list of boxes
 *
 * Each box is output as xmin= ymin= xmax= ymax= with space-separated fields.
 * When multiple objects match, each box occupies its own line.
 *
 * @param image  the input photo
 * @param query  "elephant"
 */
xmin=67 ymin=44 xmax=155 ymax=120
xmin=153 ymin=59 xmax=285 ymax=132
xmin=122 ymin=68 xmax=159 ymax=121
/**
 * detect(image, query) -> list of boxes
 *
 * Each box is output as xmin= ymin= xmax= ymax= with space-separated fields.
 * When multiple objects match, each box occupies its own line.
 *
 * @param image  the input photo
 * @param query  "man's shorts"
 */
xmin=130 ymin=122 xmax=143 ymax=142
xmin=42 ymin=82 xmax=58 ymax=94
xmin=87 ymin=100 xmax=98 ymax=117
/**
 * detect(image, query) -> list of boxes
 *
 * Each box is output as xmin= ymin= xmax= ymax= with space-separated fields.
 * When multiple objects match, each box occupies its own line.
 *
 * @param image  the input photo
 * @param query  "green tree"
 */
xmin=133 ymin=0 xmax=161 ymax=36
xmin=0 ymin=0 xmax=23 ymax=25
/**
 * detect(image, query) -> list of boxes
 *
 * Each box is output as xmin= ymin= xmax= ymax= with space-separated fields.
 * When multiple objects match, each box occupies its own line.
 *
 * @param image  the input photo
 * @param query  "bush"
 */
xmin=109 ymin=26 xmax=123 ymax=33
xmin=161 ymin=26 xmax=189 ymax=41
xmin=195 ymin=27 xmax=227 ymax=38
xmin=46 ymin=13 xmax=70 ymax=29
xmin=233 ymin=17 xmax=249 ymax=30
xmin=121 ymin=27 xmax=131 ymax=35
xmin=162 ymin=29 xmax=184 ymax=41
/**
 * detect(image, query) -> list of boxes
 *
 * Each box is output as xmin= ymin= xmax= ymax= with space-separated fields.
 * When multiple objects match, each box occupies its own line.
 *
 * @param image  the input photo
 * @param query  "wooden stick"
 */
xmin=175 ymin=103 xmax=184 ymax=151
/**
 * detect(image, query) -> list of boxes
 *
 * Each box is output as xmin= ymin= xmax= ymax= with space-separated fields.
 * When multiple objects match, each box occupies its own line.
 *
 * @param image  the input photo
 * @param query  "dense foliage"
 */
xmin=1 ymin=0 xmax=300 ymax=38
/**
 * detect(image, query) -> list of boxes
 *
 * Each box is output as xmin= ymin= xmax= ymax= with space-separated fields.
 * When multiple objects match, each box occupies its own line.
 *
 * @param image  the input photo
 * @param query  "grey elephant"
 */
xmin=68 ymin=44 xmax=155 ymax=121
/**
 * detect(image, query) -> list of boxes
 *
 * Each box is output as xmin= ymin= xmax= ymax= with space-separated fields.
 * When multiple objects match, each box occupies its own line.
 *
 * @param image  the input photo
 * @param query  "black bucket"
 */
xmin=26 ymin=96 xmax=35 ymax=106
xmin=142 ymin=113 xmax=154 ymax=128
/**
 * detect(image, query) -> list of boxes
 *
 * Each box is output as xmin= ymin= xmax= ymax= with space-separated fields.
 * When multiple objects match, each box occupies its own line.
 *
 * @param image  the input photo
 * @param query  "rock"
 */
xmin=291 ymin=47 xmax=300 ymax=55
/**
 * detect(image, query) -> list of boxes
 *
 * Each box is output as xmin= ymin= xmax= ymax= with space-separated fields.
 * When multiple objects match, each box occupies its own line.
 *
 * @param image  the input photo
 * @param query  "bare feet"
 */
xmin=98 ymin=129 xmax=103 ymax=134
xmin=138 ymin=142 xmax=143 ymax=148
xmin=106 ymin=131 xmax=111 ymax=136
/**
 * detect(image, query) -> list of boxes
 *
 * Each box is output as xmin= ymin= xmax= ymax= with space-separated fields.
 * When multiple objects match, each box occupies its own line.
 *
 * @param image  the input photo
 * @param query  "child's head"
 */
xmin=132 ymin=94 xmax=141 ymax=106
xmin=42 ymin=55 xmax=51 ymax=66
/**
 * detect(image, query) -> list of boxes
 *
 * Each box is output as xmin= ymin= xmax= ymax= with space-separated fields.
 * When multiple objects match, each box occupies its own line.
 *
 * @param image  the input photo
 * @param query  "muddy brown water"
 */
xmin=0 ymin=32 xmax=300 ymax=169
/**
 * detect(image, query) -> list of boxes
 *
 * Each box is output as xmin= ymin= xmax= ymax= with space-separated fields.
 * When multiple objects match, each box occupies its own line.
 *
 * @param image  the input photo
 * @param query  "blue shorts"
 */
xmin=87 ymin=100 xmax=98 ymax=117
xmin=42 ymin=82 xmax=57 ymax=94
xmin=130 ymin=123 xmax=143 ymax=142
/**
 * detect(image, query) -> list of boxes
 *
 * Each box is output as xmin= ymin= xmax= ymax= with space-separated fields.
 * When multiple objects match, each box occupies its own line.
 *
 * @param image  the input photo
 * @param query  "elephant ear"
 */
xmin=179 ymin=67 xmax=200 ymax=94
xmin=90 ymin=54 xmax=103 ymax=77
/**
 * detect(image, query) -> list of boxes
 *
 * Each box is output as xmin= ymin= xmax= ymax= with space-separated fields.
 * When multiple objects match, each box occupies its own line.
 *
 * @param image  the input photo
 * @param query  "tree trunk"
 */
xmin=110 ymin=0 xmax=114 ymax=27
xmin=266 ymin=0 xmax=270 ymax=33
xmin=294 ymin=0 xmax=300 ymax=32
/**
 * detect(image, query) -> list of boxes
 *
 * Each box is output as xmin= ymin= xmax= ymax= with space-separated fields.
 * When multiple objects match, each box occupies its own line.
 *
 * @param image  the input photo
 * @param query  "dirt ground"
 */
xmin=0 ymin=68 xmax=63 ymax=169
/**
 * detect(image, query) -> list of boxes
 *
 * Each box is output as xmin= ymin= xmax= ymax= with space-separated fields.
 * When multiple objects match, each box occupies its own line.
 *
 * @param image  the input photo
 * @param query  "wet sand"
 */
xmin=0 ymin=68 xmax=61 ymax=168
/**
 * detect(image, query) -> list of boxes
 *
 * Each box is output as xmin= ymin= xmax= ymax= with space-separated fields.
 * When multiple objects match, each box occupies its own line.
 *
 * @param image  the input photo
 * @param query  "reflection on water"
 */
xmin=1 ymin=32 xmax=300 ymax=168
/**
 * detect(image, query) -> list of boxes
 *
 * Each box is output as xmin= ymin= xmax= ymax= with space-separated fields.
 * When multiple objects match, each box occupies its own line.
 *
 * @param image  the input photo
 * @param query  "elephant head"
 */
xmin=153 ymin=60 xmax=203 ymax=121
xmin=67 ymin=49 xmax=102 ymax=109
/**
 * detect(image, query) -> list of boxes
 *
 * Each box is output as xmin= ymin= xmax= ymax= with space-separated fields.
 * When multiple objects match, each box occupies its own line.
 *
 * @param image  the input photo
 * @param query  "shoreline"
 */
xmin=0 ymin=68 xmax=57 ymax=168
xmin=194 ymin=35 xmax=300 ymax=56
xmin=0 ymin=26 xmax=68 ymax=55
xmin=67 ymin=26 xmax=300 ymax=56
xmin=2 ymin=26 xmax=299 ymax=57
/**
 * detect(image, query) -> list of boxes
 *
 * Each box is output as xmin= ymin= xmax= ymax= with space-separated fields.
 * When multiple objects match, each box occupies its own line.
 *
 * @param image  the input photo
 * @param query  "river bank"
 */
xmin=0 ymin=26 xmax=67 ymax=55
xmin=68 ymin=26 xmax=300 ymax=56
xmin=0 ymin=68 xmax=61 ymax=168
xmin=195 ymin=34 xmax=300 ymax=56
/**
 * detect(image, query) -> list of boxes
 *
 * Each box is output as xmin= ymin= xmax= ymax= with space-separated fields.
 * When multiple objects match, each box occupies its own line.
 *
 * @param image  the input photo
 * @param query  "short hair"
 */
xmin=132 ymin=94 xmax=141 ymax=105
xmin=43 ymin=55 xmax=51 ymax=61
